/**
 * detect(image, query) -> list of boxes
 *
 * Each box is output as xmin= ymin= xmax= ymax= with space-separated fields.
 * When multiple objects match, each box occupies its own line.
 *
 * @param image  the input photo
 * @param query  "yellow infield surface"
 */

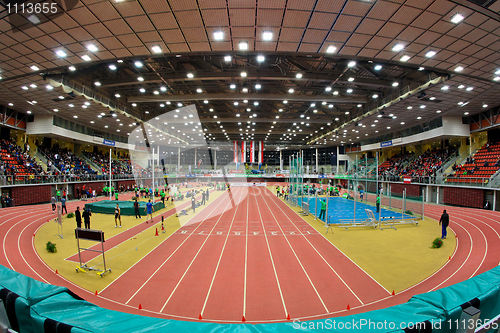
xmin=277 ymin=191 xmax=456 ymax=293
xmin=34 ymin=188 xmax=225 ymax=293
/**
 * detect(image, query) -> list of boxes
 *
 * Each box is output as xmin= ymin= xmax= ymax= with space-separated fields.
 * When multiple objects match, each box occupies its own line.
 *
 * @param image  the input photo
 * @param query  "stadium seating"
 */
xmin=0 ymin=139 xmax=44 ymax=178
xmin=378 ymin=148 xmax=454 ymax=182
xmin=447 ymin=142 xmax=500 ymax=184
xmin=42 ymin=147 xmax=96 ymax=176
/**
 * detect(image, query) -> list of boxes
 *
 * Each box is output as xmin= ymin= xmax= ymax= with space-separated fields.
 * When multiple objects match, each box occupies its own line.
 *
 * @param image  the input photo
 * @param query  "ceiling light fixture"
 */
xmin=224 ymin=55 xmax=232 ymax=62
xmin=81 ymin=55 xmax=91 ymax=61
xmin=425 ymin=50 xmax=437 ymax=58
xmin=238 ymin=41 xmax=249 ymax=50
xmin=86 ymin=44 xmax=98 ymax=52
xmin=151 ymin=45 xmax=162 ymax=54
xmin=213 ymin=31 xmax=224 ymax=41
xmin=400 ymin=55 xmax=410 ymax=62
xmin=55 ymin=49 xmax=67 ymax=58
xmin=262 ymin=31 xmax=273 ymax=41
xmin=374 ymin=64 xmax=382 ymax=71
xmin=392 ymin=43 xmax=405 ymax=52
xmin=451 ymin=13 xmax=464 ymax=24
xmin=326 ymin=45 xmax=337 ymax=54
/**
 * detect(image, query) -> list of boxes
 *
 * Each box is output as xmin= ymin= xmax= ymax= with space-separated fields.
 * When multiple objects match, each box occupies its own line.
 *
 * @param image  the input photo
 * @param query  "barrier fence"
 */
xmin=0 ymin=265 xmax=499 ymax=332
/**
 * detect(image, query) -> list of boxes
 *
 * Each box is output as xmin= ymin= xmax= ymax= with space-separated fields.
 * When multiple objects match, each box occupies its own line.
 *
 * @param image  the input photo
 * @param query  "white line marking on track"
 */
xmin=3 ymin=212 xmax=54 ymax=270
xmin=121 ymin=191 xmax=230 ymax=303
xmin=263 ymin=188 xmax=364 ymax=305
xmin=243 ymin=187 xmax=249 ymax=317
xmin=253 ymin=188 xmax=289 ymax=318
xmin=258 ymin=188 xmax=330 ymax=313
xmin=199 ymin=189 xmax=246 ymax=316
xmin=159 ymin=189 xmax=243 ymax=312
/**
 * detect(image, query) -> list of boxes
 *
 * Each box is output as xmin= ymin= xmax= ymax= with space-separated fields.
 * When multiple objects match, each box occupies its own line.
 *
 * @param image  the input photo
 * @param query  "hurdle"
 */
xmin=378 ymin=215 xmax=419 ymax=230
xmin=74 ymin=228 xmax=111 ymax=277
xmin=329 ymin=209 xmax=379 ymax=231
xmin=299 ymin=196 xmax=310 ymax=216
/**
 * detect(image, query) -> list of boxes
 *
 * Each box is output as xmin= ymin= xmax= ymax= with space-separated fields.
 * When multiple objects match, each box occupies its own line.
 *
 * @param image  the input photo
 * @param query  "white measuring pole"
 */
xmin=151 ymin=146 xmax=155 ymax=203
xmin=109 ymin=148 xmax=112 ymax=200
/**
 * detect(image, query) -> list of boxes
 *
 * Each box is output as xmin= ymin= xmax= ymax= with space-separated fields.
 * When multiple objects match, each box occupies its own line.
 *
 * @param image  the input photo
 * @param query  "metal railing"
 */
xmin=0 ymin=174 xmax=135 ymax=186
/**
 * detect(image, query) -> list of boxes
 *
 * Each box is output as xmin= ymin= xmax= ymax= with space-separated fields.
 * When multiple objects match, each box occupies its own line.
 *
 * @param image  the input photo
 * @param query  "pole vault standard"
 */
xmin=109 ymin=148 xmax=112 ymax=201
xmin=151 ymin=146 xmax=155 ymax=203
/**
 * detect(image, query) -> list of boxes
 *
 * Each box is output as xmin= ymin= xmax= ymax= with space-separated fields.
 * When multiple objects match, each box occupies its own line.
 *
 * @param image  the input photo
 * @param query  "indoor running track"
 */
xmin=0 ymin=188 xmax=499 ymax=323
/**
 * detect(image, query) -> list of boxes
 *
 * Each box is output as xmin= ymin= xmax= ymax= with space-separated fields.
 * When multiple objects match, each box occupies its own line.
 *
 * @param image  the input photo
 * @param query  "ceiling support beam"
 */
xmin=128 ymin=93 xmax=367 ymax=103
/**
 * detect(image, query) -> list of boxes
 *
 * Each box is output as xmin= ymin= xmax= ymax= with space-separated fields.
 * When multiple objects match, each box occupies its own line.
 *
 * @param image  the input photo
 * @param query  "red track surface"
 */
xmin=0 ymin=187 xmax=499 ymax=323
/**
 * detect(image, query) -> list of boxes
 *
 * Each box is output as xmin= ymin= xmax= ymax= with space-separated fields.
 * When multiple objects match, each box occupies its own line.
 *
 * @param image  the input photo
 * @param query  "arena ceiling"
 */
xmin=0 ymin=0 xmax=499 ymax=148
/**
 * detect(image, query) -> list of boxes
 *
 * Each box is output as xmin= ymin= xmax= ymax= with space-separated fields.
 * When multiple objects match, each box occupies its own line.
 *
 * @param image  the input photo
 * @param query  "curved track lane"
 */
xmin=0 ymin=190 xmax=499 ymax=323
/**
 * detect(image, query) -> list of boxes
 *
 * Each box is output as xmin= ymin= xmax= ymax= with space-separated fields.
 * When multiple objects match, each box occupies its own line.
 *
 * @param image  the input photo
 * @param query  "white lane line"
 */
xmin=199 ymin=188 xmax=247 ymax=316
xmin=426 ymin=207 xmax=492 ymax=279
xmin=290 ymin=193 xmax=392 ymax=295
xmin=159 ymin=189 xmax=242 ymax=313
xmin=0 ymin=206 xmax=48 ymax=227
xmin=258 ymin=188 xmax=329 ymax=313
xmin=264 ymin=189 xmax=364 ymax=305
xmin=243 ymin=186 xmax=249 ymax=317
xmin=122 ymin=191 xmax=230 ymax=303
xmin=253 ymin=188 xmax=289 ymax=317
xmin=428 ymin=217 xmax=474 ymax=292
xmin=3 ymin=212 xmax=54 ymax=270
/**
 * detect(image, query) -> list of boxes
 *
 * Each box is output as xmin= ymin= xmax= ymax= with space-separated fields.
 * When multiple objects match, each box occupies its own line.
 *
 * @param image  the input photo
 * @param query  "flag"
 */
xmin=249 ymin=141 xmax=255 ymax=163
xmin=258 ymin=141 xmax=264 ymax=165
xmin=241 ymin=141 xmax=246 ymax=163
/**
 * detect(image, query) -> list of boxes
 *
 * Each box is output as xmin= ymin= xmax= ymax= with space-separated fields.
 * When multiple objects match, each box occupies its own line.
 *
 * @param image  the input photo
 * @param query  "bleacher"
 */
xmin=447 ymin=142 xmax=500 ymax=184
xmin=0 ymin=139 xmax=42 ymax=178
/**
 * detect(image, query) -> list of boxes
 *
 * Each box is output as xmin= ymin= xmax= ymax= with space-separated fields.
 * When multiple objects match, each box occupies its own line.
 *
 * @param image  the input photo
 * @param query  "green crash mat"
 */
xmin=84 ymin=200 xmax=165 ymax=216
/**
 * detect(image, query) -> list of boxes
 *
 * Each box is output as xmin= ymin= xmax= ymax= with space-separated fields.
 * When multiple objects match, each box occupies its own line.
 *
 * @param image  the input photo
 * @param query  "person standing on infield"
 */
xmin=191 ymin=195 xmax=196 ymax=213
xmin=146 ymin=200 xmax=154 ymax=223
xmin=439 ymin=210 xmax=450 ymax=239
xmin=61 ymin=196 xmax=68 ymax=214
xmin=134 ymin=199 xmax=141 ymax=219
xmin=75 ymin=206 xmax=82 ymax=229
xmin=82 ymin=208 xmax=92 ymax=229
xmin=318 ymin=198 xmax=326 ymax=221
xmin=114 ymin=203 xmax=122 ymax=228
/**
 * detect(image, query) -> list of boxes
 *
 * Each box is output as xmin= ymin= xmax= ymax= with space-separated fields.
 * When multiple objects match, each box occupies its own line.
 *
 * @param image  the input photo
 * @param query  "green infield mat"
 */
xmin=84 ymin=200 xmax=165 ymax=216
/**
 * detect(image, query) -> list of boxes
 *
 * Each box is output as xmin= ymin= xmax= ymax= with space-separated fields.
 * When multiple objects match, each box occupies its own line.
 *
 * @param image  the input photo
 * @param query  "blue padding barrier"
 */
xmin=0 ymin=264 xmax=499 ymax=332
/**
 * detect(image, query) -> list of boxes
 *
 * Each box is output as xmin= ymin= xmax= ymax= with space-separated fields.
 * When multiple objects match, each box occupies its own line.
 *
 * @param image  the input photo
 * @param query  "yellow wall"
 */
xmin=470 ymin=131 xmax=488 ymax=154
xmin=51 ymin=138 xmax=74 ymax=152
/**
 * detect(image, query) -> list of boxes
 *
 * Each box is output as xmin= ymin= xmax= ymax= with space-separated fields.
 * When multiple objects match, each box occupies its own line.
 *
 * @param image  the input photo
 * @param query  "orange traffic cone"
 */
xmin=161 ymin=223 xmax=165 ymax=233
xmin=392 ymin=290 xmax=395 ymax=295
xmin=242 ymin=315 xmax=246 ymax=322
xmin=55 ymin=269 xmax=58 ymax=274
xmin=287 ymin=313 xmax=291 ymax=320
xmin=346 ymin=304 xmax=350 ymax=310
xmin=95 ymin=290 xmax=98 ymax=296
xmin=198 ymin=314 xmax=203 ymax=320
xmin=155 ymin=228 xmax=159 ymax=236
xmin=138 ymin=304 xmax=142 ymax=310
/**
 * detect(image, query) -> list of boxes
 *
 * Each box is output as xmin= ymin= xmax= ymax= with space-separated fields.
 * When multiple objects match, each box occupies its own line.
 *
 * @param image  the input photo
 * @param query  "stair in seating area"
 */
xmin=447 ymin=142 xmax=500 ymax=184
xmin=0 ymin=148 xmax=32 ymax=177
